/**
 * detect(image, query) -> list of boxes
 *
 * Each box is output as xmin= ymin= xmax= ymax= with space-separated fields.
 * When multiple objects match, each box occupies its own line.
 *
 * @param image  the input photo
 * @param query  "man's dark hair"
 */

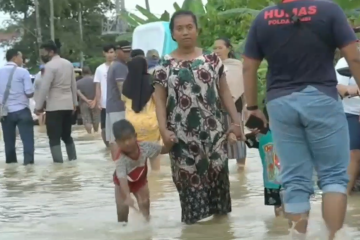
xmin=40 ymin=40 xmax=59 ymax=53
xmin=6 ymin=49 xmax=20 ymax=61
xmin=82 ymin=66 xmax=91 ymax=75
xmin=113 ymin=119 xmax=136 ymax=140
xmin=130 ymin=49 xmax=145 ymax=58
xmin=103 ymin=44 xmax=115 ymax=52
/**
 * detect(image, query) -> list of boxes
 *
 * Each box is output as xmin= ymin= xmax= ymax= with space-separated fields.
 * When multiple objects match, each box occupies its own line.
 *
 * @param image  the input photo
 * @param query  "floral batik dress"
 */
xmin=153 ymin=52 xmax=231 ymax=224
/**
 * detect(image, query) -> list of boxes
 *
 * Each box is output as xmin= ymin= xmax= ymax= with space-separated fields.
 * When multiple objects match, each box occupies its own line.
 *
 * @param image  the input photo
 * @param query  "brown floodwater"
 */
xmin=1 ymin=126 xmax=360 ymax=239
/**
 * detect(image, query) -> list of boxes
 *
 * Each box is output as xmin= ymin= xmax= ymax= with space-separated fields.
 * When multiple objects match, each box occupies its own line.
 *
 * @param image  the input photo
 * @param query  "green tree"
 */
xmin=122 ymin=0 xmax=205 ymax=27
xmin=0 ymin=0 xmax=116 ymax=70
xmin=200 ymin=0 xmax=360 ymax=106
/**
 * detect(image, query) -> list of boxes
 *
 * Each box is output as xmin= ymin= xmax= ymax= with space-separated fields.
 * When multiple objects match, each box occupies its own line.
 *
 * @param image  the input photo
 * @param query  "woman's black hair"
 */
xmin=40 ymin=39 xmax=61 ymax=53
xmin=122 ymin=56 xmax=153 ymax=113
xmin=216 ymin=37 xmax=236 ymax=58
xmin=130 ymin=49 xmax=145 ymax=58
xmin=169 ymin=10 xmax=198 ymax=41
xmin=113 ymin=119 xmax=136 ymax=140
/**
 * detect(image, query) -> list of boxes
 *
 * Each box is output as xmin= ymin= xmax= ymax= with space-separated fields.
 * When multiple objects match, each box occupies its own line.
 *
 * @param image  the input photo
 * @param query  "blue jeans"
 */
xmin=1 ymin=108 xmax=34 ymax=164
xmin=267 ymin=86 xmax=349 ymax=214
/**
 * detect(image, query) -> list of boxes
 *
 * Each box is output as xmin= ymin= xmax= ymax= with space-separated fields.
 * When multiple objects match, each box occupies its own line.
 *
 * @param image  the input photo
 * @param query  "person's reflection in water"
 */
xmin=229 ymin=164 xmax=250 ymax=202
xmin=263 ymin=217 xmax=292 ymax=237
xmin=2 ymin=165 xmax=37 ymax=196
xmin=179 ymin=216 xmax=234 ymax=240
xmin=49 ymin=165 xmax=81 ymax=192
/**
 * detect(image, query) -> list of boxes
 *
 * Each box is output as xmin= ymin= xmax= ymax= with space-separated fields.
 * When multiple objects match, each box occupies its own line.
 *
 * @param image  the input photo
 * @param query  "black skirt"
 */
xmin=264 ymin=188 xmax=282 ymax=207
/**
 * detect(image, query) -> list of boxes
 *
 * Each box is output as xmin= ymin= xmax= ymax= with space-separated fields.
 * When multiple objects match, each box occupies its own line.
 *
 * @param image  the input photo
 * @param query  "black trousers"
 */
xmin=100 ymin=108 xmax=106 ymax=129
xmin=46 ymin=110 xmax=74 ymax=147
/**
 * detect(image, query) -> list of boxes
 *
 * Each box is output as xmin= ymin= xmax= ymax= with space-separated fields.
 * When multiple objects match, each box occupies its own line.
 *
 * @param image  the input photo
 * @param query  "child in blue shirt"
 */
xmin=245 ymin=105 xmax=282 ymax=217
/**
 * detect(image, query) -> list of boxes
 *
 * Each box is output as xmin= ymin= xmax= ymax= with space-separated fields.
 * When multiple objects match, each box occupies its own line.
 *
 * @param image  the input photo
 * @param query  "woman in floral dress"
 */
xmin=152 ymin=10 xmax=244 ymax=224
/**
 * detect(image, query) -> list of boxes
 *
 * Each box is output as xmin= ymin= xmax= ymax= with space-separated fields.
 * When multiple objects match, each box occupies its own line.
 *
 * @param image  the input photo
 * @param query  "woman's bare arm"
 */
xmin=219 ymin=75 xmax=241 ymax=125
xmin=153 ymin=87 xmax=168 ymax=132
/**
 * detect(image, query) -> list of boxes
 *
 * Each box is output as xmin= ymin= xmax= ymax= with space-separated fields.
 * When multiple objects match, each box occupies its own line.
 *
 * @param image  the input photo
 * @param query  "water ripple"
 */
xmin=0 ymin=126 xmax=359 ymax=239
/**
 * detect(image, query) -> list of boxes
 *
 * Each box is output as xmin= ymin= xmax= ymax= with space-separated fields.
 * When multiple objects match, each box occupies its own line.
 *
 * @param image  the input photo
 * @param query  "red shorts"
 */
xmin=113 ymin=165 xmax=148 ymax=193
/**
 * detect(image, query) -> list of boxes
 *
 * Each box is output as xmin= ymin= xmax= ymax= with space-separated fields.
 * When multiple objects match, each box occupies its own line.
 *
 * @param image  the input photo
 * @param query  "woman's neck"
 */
xmin=178 ymin=46 xmax=197 ymax=55
xmin=221 ymin=56 xmax=229 ymax=61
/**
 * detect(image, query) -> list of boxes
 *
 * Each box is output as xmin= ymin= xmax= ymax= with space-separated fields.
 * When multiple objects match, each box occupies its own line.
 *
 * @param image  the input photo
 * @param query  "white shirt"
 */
xmin=29 ymin=98 xmax=38 ymax=120
xmin=94 ymin=63 xmax=110 ymax=108
xmin=335 ymin=57 xmax=360 ymax=115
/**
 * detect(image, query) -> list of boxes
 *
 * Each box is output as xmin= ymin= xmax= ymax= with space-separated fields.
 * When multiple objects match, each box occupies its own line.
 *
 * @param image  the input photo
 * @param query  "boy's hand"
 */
xmin=161 ymin=129 xmax=177 ymax=148
xmin=124 ymin=196 xmax=135 ymax=207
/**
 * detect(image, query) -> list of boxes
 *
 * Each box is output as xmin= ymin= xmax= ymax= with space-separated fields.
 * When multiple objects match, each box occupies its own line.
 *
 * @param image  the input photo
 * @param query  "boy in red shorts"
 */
xmin=112 ymin=119 xmax=175 ymax=222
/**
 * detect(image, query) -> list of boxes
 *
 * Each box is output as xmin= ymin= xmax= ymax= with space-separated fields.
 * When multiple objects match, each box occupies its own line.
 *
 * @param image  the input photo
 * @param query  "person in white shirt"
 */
xmin=94 ymin=44 xmax=115 ymax=146
xmin=336 ymin=55 xmax=360 ymax=195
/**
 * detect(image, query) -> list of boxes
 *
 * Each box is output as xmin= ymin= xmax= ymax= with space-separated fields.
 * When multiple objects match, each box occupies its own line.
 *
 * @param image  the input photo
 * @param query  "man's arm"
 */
xmin=219 ymin=74 xmax=241 ymax=125
xmin=93 ymin=66 xmax=102 ymax=107
xmin=334 ymin=58 xmax=356 ymax=97
xmin=71 ymin=67 xmax=78 ymax=107
xmin=22 ymin=69 xmax=34 ymax=98
xmin=114 ymin=63 xmax=128 ymax=95
xmin=77 ymin=90 xmax=89 ymax=102
xmin=242 ymin=16 xmax=264 ymax=107
xmin=330 ymin=4 xmax=360 ymax=87
xmin=35 ymin=65 xmax=54 ymax=110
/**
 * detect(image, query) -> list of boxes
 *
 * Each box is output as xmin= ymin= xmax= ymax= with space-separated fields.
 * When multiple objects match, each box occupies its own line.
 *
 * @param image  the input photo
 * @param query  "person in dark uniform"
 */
xmin=242 ymin=0 xmax=360 ymax=238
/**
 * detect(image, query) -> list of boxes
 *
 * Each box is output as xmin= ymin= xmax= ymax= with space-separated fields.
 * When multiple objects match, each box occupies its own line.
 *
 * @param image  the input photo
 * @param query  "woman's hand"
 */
xmin=227 ymin=123 xmax=245 ymax=141
xmin=347 ymin=85 xmax=359 ymax=96
xmin=34 ymin=108 xmax=44 ymax=116
xmin=227 ymin=132 xmax=237 ymax=144
xmin=161 ymin=129 xmax=178 ymax=147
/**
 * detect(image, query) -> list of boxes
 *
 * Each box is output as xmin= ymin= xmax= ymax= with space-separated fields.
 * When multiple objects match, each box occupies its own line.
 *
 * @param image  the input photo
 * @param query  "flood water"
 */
xmin=1 ymin=126 xmax=360 ymax=239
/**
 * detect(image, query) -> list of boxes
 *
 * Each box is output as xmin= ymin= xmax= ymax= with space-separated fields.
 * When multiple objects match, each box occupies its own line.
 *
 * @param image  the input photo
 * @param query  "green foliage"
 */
xmin=199 ymin=0 xmax=268 ymax=105
xmin=200 ymin=0 xmax=360 ymax=105
xmin=84 ymin=56 xmax=104 ymax=72
xmin=0 ymin=0 xmax=116 ymax=68
xmin=336 ymin=0 xmax=360 ymax=11
xmin=4 ymin=0 xmax=357 ymax=105
xmin=123 ymin=0 xmax=205 ymax=27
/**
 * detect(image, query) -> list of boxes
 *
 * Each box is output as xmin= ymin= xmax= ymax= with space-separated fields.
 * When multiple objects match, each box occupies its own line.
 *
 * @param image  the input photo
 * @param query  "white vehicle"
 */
xmin=132 ymin=21 xmax=177 ymax=56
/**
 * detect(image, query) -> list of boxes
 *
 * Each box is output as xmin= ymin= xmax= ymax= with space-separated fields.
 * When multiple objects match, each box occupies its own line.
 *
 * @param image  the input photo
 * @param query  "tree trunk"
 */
xmin=34 ymin=0 xmax=42 ymax=62
xmin=49 ymin=0 xmax=55 ymax=40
